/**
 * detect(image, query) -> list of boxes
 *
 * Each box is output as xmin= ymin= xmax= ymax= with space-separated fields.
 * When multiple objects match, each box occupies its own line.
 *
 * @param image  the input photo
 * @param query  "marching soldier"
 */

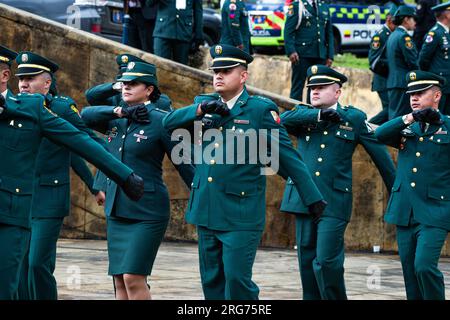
xmin=386 ymin=5 xmax=419 ymax=119
xmin=280 ymin=65 xmax=395 ymax=300
xmin=368 ymin=4 xmax=398 ymax=125
xmin=0 ymin=45 xmax=17 ymax=99
xmin=284 ymin=0 xmax=334 ymax=102
xmin=375 ymin=70 xmax=449 ymax=300
xmin=85 ymin=53 xmax=173 ymax=204
xmin=81 ymin=61 xmax=194 ymax=300
xmin=162 ymin=44 xmax=326 ymax=300
xmin=220 ymin=0 xmax=251 ymax=54
xmin=419 ymin=1 xmax=450 ymax=115
xmin=13 ymin=52 xmax=106 ymax=300
xmin=0 ymin=45 xmax=144 ymax=300
xmin=149 ymin=0 xmax=204 ymax=65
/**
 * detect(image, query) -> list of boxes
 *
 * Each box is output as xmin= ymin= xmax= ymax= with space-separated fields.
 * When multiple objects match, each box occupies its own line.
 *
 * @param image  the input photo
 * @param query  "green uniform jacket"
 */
xmin=31 ymin=95 xmax=101 ymax=219
xmin=85 ymin=82 xmax=173 ymax=111
xmin=386 ymin=27 xmax=419 ymax=89
xmin=419 ymin=23 xmax=450 ymax=94
xmin=85 ymin=83 xmax=173 ymax=191
xmin=220 ymin=0 xmax=251 ymax=53
xmin=280 ymin=103 xmax=395 ymax=221
xmin=284 ymin=0 xmax=334 ymax=60
xmin=149 ymin=0 xmax=203 ymax=42
xmin=375 ymin=114 xmax=450 ymax=231
xmin=162 ymin=88 xmax=324 ymax=231
xmin=369 ymin=25 xmax=392 ymax=92
xmin=81 ymin=104 xmax=194 ymax=221
xmin=0 ymin=93 xmax=134 ymax=229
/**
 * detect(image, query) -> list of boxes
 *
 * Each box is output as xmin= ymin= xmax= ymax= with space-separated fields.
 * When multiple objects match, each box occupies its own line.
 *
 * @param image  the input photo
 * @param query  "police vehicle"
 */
xmin=247 ymin=0 xmax=403 ymax=55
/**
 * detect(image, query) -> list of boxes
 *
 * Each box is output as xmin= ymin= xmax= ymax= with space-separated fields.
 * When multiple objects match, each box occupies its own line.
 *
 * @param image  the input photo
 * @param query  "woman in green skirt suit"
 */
xmin=81 ymin=62 xmax=194 ymax=300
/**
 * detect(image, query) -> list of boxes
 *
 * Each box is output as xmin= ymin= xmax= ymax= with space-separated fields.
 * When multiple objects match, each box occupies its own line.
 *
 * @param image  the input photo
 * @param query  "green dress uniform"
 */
xmin=162 ymin=44 xmax=324 ymax=300
xmin=419 ymin=2 xmax=450 ymax=115
xmin=0 ymin=91 xmax=141 ymax=299
xmin=368 ymin=23 xmax=394 ymax=125
xmin=280 ymin=65 xmax=396 ymax=300
xmin=85 ymin=53 xmax=173 ymax=193
xmin=149 ymin=0 xmax=203 ymax=65
xmin=375 ymin=70 xmax=449 ymax=300
xmin=25 ymin=96 xmax=105 ymax=301
xmin=12 ymin=52 xmax=107 ymax=301
xmin=284 ymin=0 xmax=334 ymax=102
xmin=220 ymin=0 xmax=251 ymax=54
xmin=81 ymin=62 xmax=194 ymax=278
xmin=386 ymin=6 xmax=418 ymax=120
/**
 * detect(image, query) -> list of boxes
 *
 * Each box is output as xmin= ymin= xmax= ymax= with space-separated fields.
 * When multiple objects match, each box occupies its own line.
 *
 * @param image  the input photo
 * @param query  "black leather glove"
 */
xmin=412 ymin=107 xmax=442 ymax=125
xmin=308 ymin=200 xmax=327 ymax=224
xmin=122 ymin=104 xmax=150 ymax=123
xmin=122 ymin=173 xmax=144 ymax=201
xmin=0 ymin=94 xmax=5 ymax=108
xmin=320 ymin=108 xmax=342 ymax=122
xmin=200 ymin=100 xmax=230 ymax=117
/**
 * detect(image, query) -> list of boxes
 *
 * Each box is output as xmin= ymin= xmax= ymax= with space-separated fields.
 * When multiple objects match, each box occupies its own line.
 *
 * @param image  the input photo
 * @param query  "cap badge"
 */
xmin=215 ymin=45 xmax=223 ymax=55
xmin=22 ymin=53 xmax=28 ymax=62
xmin=410 ymin=72 xmax=417 ymax=81
xmin=121 ymin=55 xmax=129 ymax=64
xmin=311 ymin=65 xmax=318 ymax=74
xmin=127 ymin=62 xmax=135 ymax=70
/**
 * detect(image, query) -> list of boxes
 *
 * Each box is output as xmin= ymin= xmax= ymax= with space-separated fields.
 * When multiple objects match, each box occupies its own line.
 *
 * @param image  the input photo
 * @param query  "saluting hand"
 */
xmin=412 ymin=107 xmax=442 ymax=125
xmin=199 ymin=100 xmax=230 ymax=117
xmin=121 ymin=104 xmax=150 ymax=123
xmin=320 ymin=108 xmax=342 ymax=122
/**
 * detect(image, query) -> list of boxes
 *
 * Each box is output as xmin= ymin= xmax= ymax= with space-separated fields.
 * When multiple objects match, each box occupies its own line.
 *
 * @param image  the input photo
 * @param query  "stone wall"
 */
xmin=1 ymin=3 xmax=448 ymax=254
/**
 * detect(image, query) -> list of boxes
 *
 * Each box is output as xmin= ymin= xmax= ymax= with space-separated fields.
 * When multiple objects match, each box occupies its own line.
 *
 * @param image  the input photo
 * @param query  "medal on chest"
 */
xmin=133 ymin=130 xmax=148 ymax=143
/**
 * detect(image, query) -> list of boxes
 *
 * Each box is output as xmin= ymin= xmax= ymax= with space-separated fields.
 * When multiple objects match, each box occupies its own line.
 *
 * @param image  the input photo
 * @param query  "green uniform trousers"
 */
xmin=154 ymin=37 xmax=190 ymax=65
xmin=397 ymin=217 xmax=448 ymax=300
xmin=388 ymin=88 xmax=411 ymax=120
xmin=369 ymin=90 xmax=389 ymax=125
xmin=128 ymin=8 xmax=156 ymax=53
xmin=18 ymin=218 xmax=64 ymax=300
xmin=290 ymin=57 xmax=326 ymax=102
xmin=0 ymin=223 xmax=30 ymax=300
xmin=295 ymin=215 xmax=348 ymax=300
xmin=197 ymin=226 xmax=262 ymax=300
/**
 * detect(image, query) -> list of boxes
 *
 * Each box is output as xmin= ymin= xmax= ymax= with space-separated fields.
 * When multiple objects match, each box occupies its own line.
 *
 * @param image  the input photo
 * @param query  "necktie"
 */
xmin=312 ymin=0 xmax=317 ymax=12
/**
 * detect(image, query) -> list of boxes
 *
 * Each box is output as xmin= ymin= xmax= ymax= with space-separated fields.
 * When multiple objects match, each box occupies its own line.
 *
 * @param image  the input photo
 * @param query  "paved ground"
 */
xmin=55 ymin=239 xmax=450 ymax=300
